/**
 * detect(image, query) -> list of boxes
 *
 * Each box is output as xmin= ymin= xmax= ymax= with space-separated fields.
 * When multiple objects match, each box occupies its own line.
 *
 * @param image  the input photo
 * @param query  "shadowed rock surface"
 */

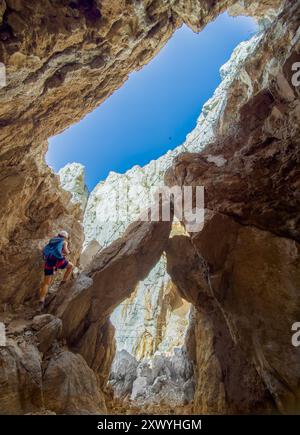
xmin=166 ymin=219 xmax=294 ymax=414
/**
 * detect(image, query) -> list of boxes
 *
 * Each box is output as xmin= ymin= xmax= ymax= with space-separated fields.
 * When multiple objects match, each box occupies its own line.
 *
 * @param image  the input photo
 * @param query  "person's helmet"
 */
xmin=58 ymin=230 xmax=69 ymax=239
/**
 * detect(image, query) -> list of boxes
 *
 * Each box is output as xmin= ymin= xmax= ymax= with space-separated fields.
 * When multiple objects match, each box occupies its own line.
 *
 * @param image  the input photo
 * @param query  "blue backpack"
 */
xmin=43 ymin=237 xmax=64 ymax=260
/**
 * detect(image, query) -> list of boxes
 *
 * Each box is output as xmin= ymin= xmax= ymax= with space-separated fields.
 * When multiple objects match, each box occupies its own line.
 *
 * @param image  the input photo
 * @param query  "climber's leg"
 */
xmin=61 ymin=262 xmax=74 ymax=283
xmin=39 ymin=275 xmax=52 ymax=303
xmin=40 ymin=256 xmax=56 ymax=305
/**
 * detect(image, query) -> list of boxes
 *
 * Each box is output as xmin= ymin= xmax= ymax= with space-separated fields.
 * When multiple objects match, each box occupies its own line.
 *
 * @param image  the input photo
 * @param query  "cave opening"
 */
xmin=46 ymin=13 xmax=259 ymax=414
xmin=46 ymin=13 xmax=257 ymax=191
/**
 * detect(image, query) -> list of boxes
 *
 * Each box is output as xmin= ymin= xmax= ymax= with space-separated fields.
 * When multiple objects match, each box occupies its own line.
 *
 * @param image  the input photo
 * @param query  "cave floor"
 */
xmin=106 ymin=397 xmax=194 ymax=415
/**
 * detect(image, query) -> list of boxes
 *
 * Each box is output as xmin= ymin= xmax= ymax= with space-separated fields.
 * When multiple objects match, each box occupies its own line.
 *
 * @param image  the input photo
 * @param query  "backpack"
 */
xmin=43 ymin=237 xmax=64 ymax=260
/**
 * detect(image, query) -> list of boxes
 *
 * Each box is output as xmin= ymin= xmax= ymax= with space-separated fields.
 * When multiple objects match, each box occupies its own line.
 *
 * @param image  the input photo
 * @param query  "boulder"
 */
xmin=43 ymin=351 xmax=106 ymax=415
xmin=36 ymin=318 xmax=62 ymax=354
xmin=131 ymin=377 xmax=149 ymax=401
xmin=109 ymin=350 xmax=138 ymax=399
xmin=80 ymin=239 xmax=101 ymax=270
xmin=0 ymin=340 xmax=42 ymax=414
xmin=32 ymin=314 xmax=56 ymax=331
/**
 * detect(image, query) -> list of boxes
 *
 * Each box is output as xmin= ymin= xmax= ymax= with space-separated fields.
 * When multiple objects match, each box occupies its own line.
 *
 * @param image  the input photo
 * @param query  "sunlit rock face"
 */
xmin=71 ymin=31 xmax=266 ymax=405
xmin=110 ymin=255 xmax=191 ymax=359
xmin=58 ymin=163 xmax=89 ymax=211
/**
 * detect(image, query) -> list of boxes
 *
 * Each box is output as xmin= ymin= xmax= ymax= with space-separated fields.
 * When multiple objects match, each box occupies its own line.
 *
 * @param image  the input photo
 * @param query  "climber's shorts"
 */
xmin=44 ymin=255 xmax=69 ymax=276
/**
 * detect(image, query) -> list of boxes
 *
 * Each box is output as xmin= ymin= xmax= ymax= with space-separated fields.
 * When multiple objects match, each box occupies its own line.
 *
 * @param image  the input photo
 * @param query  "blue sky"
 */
xmin=46 ymin=13 xmax=256 ymax=191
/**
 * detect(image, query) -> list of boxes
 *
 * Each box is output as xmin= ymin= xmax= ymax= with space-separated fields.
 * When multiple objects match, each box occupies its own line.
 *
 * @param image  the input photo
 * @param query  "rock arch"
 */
xmin=50 ymin=217 xmax=172 ymax=383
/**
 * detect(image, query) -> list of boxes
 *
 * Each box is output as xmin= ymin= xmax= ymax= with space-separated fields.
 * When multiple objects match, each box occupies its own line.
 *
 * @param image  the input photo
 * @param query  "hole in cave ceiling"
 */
xmin=46 ymin=12 xmax=257 ymax=192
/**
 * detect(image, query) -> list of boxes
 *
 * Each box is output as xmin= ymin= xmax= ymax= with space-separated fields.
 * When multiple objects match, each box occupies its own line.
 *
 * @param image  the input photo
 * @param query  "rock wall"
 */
xmin=0 ymin=309 xmax=107 ymax=415
xmin=110 ymin=255 xmax=191 ymax=359
xmin=166 ymin=231 xmax=275 ymax=414
xmin=82 ymin=29 xmax=264 ymax=248
xmin=0 ymin=146 xmax=84 ymax=306
xmin=165 ymin=0 xmax=300 ymax=414
xmin=58 ymin=162 xmax=89 ymax=211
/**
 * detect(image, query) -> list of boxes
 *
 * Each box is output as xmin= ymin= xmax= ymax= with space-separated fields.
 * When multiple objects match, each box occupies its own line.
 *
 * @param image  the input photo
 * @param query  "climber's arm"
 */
xmin=62 ymin=240 xmax=70 ymax=256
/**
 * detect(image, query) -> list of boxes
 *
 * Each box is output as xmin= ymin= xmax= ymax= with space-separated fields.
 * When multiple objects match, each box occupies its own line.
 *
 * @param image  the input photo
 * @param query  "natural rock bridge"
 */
xmin=0 ymin=0 xmax=300 ymax=415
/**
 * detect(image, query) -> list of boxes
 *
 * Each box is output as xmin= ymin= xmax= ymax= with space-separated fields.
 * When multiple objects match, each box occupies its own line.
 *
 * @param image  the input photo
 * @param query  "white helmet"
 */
xmin=58 ymin=230 xmax=69 ymax=239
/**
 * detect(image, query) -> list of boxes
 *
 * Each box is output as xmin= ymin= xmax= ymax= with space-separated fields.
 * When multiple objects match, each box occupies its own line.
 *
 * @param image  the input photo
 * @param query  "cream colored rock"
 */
xmin=58 ymin=162 xmax=89 ymax=211
xmin=166 ymin=1 xmax=300 ymax=241
xmin=80 ymin=239 xmax=101 ymax=270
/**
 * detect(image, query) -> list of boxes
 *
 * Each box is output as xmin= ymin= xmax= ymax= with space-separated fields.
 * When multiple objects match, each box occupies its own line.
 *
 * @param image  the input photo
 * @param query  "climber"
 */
xmin=39 ymin=230 xmax=73 ymax=309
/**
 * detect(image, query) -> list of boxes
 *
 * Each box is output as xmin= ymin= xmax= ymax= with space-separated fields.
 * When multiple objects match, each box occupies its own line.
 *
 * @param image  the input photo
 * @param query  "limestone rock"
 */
xmin=109 ymin=350 xmax=138 ymax=399
xmin=0 ymin=0 xmax=5 ymax=23
xmin=31 ymin=314 xmax=56 ymax=331
xmin=0 ymin=340 xmax=43 ymax=414
xmin=0 ymin=152 xmax=84 ymax=306
xmin=166 ymin=210 xmax=300 ymax=413
xmin=110 ymin=254 xmax=191 ymax=359
xmin=80 ymin=239 xmax=101 ymax=270
xmin=166 ymin=2 xmax=300 ymax=241
xmin=36 ymin=317 xmax=62 ymax=354
xmin=58 ymin=162 xmax=89 ymax=211
xmin=162 ymin=3 xmax=300 ymax=413
xmin=1 ymin=0 xmax=270 ymax=162
xmin=82 ymin=31 xmax=263 ymax=249
xmin=0 ymin=0 xmax=298 ymax=417
xmin=191 ymin=211 xmax=300 ymax=414
xmin=131 ymin=376 xmax=149 ymax=402
xmin=43 ymin=351 xmax=106 ymax=415
xmin=166 ymin=230 xmax=274 ymax=414
xmin=110 ymin=349 xmax=195 ymax=406
xmin=2 ymin=2 xmax=264 ymax=305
